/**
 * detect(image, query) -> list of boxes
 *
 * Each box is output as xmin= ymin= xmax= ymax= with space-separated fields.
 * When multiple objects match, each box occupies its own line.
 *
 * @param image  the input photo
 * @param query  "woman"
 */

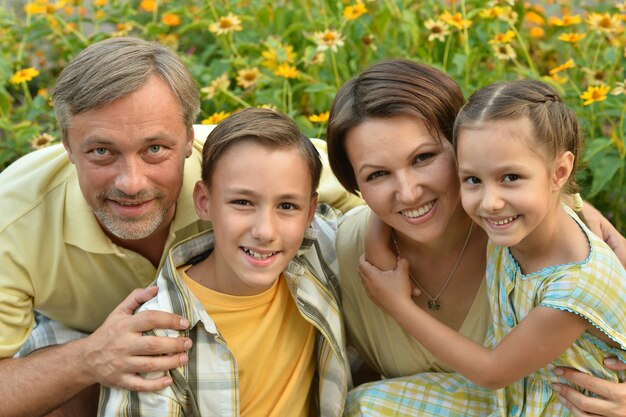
xmin=326 ymin=59 xmax=626 ymax=416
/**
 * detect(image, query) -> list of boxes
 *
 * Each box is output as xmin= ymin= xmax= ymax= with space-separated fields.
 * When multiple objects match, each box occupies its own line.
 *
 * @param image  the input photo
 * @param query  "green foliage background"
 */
xmin=1 ymin=0 xmax=625 ymax=232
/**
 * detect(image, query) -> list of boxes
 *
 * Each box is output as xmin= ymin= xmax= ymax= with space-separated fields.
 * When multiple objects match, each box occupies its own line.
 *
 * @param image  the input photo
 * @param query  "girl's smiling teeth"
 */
xmin=242 ymin=247 xmax=278 ymax=260
xmin=400 ymin=201 xmax=435 ymax=218
xmin=486 ymin=215 xmax=519 ymax=226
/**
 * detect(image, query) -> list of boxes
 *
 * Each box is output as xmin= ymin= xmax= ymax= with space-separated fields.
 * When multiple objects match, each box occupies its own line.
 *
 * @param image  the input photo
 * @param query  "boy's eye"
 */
xmin=232 ymin=200 xmax=251 ymax=206
xmin=465 ymin=176 xmax=481 ymax=185
xmin=414 ymin=153 xmax=435 ymax=163
xmin=279 ymin=203 xmax=297 ymax=211
xmin=503 ymin=174 xmax=519 ymax=182
xmin=366 ymin=170 xmax=387 ymax=181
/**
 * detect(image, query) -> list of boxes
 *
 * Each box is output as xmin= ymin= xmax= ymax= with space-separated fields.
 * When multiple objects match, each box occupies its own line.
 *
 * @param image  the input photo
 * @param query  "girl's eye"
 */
xmin=148 ymin=145 xmax=161 ymax=153
xmin=503 ymin=174 xmax=519 ymax=182
xmin=465 ymin=176 xmax=481 ymax=185
xmin=414 ymin=153 xmax=435 ymax=163
xmin=279 ymin=203 xmax=297 ymax=211
xmin=232 ymin=200 xmax=250 ymax=206
xmin=366 ymin=171 xmax=387 ymax=181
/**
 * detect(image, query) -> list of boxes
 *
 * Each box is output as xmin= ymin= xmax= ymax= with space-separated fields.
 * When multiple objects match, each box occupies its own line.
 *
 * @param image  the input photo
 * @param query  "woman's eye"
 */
xmin=503 ymin=174 xmax=519 ymax=182
xmin=366 ymin=171 xmax=387 ymax=181
xmin=415 ymin=153 xmax=435 ymax=163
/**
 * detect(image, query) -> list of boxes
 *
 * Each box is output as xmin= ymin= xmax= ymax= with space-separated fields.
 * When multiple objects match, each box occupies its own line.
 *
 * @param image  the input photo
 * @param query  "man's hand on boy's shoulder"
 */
xmin=78 ymin=286 xmax=192 ymax=391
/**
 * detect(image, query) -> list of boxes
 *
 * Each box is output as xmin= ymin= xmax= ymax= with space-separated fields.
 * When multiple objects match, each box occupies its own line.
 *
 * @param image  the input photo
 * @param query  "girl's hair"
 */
xmin=453 ymin=79 xmax=583 ymax=196
xmin=327 ymin=59 xmax=464 ymax=195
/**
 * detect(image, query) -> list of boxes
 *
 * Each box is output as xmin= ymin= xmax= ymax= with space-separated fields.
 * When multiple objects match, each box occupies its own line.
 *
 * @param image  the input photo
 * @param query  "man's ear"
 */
xmin=307 ymin=192 xmax=318 ymax=226
xmin=61 ymin=133 xmax=76 ymax=164
xmin=193 ymin=180 xmax=212 ymax=221
xmin=552 ymin=151 xmax=575 ymax=191
xmin=185 ymin=127 xmax=194 ymax=158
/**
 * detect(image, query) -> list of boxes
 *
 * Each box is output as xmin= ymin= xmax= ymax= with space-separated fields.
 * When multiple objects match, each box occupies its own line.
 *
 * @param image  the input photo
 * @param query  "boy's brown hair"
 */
xmin=201 ymin=107 xmax=322 ymax=194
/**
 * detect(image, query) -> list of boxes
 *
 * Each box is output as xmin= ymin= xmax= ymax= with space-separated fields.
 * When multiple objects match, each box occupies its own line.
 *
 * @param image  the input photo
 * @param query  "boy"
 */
xmin=99 ymin=107 xmax=350 ymax=416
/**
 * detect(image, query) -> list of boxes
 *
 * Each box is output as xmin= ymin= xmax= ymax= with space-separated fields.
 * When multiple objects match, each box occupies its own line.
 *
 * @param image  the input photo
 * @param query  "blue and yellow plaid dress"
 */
xmin=346 ymin=212 xmax=626 ymax=416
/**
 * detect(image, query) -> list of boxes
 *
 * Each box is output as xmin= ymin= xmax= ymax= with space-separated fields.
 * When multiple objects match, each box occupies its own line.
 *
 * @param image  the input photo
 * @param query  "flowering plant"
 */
xmin=2 ymin=0 xmax=625 ymax=231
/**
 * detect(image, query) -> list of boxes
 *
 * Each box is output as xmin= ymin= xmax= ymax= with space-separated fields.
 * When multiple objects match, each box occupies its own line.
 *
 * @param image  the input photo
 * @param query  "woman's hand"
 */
xmin=552 ymin=358 xmax=626 ymax=416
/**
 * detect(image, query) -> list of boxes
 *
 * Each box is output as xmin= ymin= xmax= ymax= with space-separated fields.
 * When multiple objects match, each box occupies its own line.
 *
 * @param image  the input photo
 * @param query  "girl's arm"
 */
xmin=364 ymin=213 xmax=398 ymax=271
xmin=358 ymin=256 xmax=590 ymax=389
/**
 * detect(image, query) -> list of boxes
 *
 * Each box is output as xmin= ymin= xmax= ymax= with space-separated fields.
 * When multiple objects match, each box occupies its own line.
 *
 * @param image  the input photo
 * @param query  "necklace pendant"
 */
xmin=427 ymin=300 xmax=441 ymax=311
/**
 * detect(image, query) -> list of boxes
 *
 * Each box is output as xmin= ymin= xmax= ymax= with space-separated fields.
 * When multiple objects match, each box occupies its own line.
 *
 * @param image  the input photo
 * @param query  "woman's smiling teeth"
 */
xmin=243 ymin=248 xmax=277 ymax=260
xmin=487 ymin=215 xmax=519 ymax=225
xmin=401 ymin=201 xmax=435 ymax=218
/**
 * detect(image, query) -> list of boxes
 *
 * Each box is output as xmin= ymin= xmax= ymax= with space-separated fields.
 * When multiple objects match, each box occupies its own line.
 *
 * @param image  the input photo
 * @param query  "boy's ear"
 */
xmin=307 ymin=192 xmax=318 ymax=226
xmin=193 ymin=180 xmax=212 ymax=221
xmin=552 ymin=151 xmax=575 ymax=191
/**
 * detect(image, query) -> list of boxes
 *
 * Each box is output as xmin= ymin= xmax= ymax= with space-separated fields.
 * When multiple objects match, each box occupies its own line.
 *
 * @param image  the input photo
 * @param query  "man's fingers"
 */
xmin=117 ymin=373 xmax=174 ymax=392
xmin=114 ymin=287 xmax=159 ymax=315
xmin=129 ymin=335 xmax=192 ymax=356
xmin=131 ymin=310 xmax=190 ymax=333
xmin=125 ymin=353 xmax=189 ymax=374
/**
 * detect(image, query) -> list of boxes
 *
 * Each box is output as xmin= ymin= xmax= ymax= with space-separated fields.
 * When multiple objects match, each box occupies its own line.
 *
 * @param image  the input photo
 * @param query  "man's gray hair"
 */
xmin=52 ymin=37 xmax=200 ymax=137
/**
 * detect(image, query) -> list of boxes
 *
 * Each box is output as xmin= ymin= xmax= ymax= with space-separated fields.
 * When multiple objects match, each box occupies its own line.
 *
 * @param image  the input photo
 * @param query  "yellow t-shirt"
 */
xmin=180 ymin=266 xmax=315 ymax=417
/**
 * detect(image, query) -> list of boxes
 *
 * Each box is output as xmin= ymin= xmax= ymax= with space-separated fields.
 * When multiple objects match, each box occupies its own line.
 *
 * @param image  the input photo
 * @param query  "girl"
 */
xmin=359 ymin=79 xmax=626 ymax=415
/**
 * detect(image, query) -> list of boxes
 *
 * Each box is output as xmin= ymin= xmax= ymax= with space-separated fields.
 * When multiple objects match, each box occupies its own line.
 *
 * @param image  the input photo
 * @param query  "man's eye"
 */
xmin=94 ymin=148 xmax=108 ymax=156
xmin=148 ymin=145 xmax=161 ymax=153
xmin=503 ymin=174 xmax=519 ymax=182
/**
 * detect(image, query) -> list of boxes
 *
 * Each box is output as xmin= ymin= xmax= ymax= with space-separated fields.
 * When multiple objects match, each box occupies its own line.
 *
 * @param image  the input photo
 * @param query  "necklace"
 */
xmin=392 ymin=221 xmax=473 ymax=311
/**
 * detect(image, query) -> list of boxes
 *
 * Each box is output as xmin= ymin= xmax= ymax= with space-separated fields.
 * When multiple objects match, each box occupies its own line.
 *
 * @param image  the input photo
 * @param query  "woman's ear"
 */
xmin=193 ymin=180 xmax=212 ymax=221
xmin=552 ymin=151 xmax=575 ymax=191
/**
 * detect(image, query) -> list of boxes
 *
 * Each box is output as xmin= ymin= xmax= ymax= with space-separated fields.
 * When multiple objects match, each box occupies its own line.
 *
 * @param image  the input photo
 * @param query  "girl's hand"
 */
xmin=552 ymin=358 xmax=626 ymax=417
xmin=358 ymin=255 xmax=419 ymax=317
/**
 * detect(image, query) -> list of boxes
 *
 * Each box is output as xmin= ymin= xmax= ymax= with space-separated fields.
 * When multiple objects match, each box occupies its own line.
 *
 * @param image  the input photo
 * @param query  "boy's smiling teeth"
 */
xmin=243 ymin=248 xmax=277 ymax=259
xmin=487 ymin=215 xmax=519 ymax=225
xmin=401 ymin=201 xmax=435 ymax=218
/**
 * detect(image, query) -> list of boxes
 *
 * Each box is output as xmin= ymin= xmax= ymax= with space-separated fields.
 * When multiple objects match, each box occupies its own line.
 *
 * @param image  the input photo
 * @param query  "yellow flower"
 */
xmin=201 ymin=73 xmax=230 ymax=100
xmin=37 ymin=88 xmax=48 ymax=98
xmin=489 ymin=30 xmax=515 ymax=44
xmin=586 ymin=12 xmax=622 ymax=34
xmin=424 ymin=19 xmax=450 ymax=42
xmin=209 ymin=13 xmax=243 ymax=35
xmin=112 ymin=22 xmax=134 ymax=37
xmin=162 ymin=13 xmax=181 ymax=27
xmin=558 ymin=32 xmax=586 ymax=43
xmin=236 ymin=68 xmax=262 ymax=89
xmin=611 ymin=80 xmax=626 ymax=96
xmin=139 ymin=0 xmax=155 ymax=12
xmin=30 ymin=133 xmax=56 ymax=150
xmin=617 ymin=2 xmax=626 ymax=13
xmin=343 ymin=2 xmax=367 ymax=21
xmin=547 ymin=73 xmax=568 ymax=85
xmin=313 ymin=29 xmax=345 ymax=53
xmin=94 ymin=10 xmax=106 ymax=20
xmin=157 ymin=33 xmax=179 ymax=49
xmin=24 ymin=3 xmax=47 ymax=14
xmin=524 ymin=10 xmax=545 ymax=25
xmin=582 ymin=67 xmax=606 ymax=86
xmin=94 ymin=0 xmax=107 ymax=6
xmin=439 ymin=11 xmax=472 ymax=30
xmin=201 ymin=111 xmax=232 ymax=125
xmin=549 ymin=59 xmax=575 ymax=75
xmin=549 ymin=14 xmax=582 ymax=27
xmin=262 ymin=41 xmax=296 ymax=70
xmin=309 ymin=112 xmax=329 ymax=123
xmin=479 ymin=6 xmax=507 ymax=19
xmin=580 ymin=84 xmax=610 ymax=106
xmin=274 ymin=63 xmax=300 ymax=79
xmin=10 ymin=67 xmax=40 ymax=84
xmin=529 ymin=27 xmax=544 ymax=39
xmin=491 ymin=43 xmax=516 ymax=61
